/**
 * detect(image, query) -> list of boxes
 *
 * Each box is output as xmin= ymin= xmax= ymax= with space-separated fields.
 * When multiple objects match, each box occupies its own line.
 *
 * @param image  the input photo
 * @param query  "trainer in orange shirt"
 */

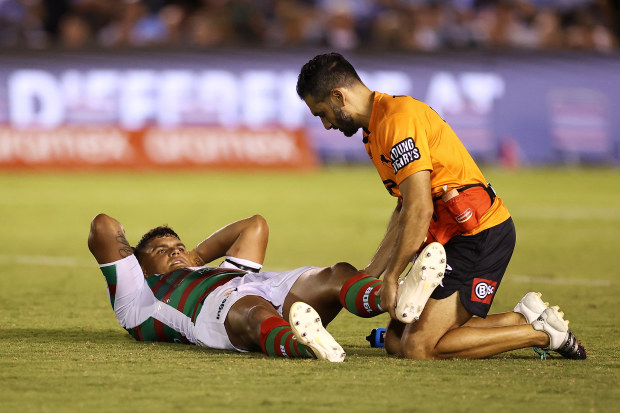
xmin=296 ymin=53 xmax=586 ymax=360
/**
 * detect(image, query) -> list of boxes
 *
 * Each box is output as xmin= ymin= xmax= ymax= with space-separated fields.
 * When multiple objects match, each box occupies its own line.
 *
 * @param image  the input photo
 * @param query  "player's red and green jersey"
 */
xmin=100 ymin=265 xmax=244 ymax=343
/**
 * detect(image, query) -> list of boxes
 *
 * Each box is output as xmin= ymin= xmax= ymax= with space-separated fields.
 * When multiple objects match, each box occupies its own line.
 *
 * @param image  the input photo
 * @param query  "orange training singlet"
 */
xmin=363 ymin=92 xmax=510 ymax=243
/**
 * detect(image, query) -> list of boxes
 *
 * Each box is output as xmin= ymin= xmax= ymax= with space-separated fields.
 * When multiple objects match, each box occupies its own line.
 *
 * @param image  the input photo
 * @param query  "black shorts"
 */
xmin=430 ymin=217 xmax=516 ymax=317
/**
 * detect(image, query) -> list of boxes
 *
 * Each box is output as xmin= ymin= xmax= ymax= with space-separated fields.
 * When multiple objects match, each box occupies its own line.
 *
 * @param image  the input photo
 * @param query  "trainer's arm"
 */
xmin=362 ymin=200 xmax=402 ymax=278
xmin=190 ymin=215 xmax=269 ymax=266
xmin=88 ymin=213 xmax=134 ymax=264
xmin=380 ymin=171 xmax=434 ymax=319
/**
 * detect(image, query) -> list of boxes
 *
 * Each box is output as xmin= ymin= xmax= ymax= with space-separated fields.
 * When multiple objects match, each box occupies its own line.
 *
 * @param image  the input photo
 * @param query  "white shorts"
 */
xmin=194 ymin=266 xmax=314 ymax=351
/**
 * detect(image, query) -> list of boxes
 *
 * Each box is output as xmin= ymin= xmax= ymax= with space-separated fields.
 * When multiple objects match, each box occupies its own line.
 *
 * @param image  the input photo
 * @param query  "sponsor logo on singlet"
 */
xmin=471 ymin=278 xmax=497 ymax=304
xmin=390 ymin=138 xmax=420 ymax=173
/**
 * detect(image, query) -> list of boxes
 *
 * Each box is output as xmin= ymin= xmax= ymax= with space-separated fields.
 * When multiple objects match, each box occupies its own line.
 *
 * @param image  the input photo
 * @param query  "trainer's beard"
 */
xmin=330 ymin=103 xmax=359 ymax=137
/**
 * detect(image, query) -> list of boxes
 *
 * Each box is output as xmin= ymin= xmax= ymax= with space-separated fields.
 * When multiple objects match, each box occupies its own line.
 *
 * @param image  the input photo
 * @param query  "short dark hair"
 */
xmin=296 ymin=53 xmax=362 ymax=101
xmin=134 ymin=226 xmax=180 ymax=261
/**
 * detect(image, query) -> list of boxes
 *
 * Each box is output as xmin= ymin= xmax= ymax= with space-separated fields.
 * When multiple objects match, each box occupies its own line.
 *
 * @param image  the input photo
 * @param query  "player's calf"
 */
xmin=259 ymin=316 xmax=315 ymax=359
xmin=338 ymin=272 xmax=383 ymax=318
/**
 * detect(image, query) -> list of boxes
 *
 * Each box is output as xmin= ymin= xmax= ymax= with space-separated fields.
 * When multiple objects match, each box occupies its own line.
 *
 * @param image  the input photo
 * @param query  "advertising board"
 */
xmin=0 ymin=50 xmax=618 ymax=168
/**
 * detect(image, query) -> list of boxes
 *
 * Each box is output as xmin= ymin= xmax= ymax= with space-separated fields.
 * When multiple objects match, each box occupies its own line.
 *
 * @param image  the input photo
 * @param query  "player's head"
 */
xmin=297 ymin=53 xmax=361 ymax=102
xmin=134 ymin=226 xmax=193 ymax=276
xmin=297 ymin=53 xmax=363 ymax=137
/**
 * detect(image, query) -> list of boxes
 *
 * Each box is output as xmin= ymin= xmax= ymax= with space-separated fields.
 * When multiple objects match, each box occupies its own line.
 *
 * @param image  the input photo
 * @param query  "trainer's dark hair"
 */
xmin=134 ymin=226 xmax=180 ymax=261
xmin=296 ymin=53 xmax=362 ymax=101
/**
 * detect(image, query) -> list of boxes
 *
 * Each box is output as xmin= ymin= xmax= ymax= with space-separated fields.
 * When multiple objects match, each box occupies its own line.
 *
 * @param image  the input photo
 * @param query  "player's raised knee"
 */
xmin=247 ymin=214 xmax=269 ymax=238
xmin=330 ymin=262 xmax=358 ymax=275
xmin=249 ymin=214 xmax=268 ymax=229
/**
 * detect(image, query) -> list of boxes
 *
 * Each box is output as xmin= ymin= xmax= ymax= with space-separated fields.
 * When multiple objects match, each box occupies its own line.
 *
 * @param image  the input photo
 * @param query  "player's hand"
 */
xmin=379 ymin=280 xmax=398 ymax=320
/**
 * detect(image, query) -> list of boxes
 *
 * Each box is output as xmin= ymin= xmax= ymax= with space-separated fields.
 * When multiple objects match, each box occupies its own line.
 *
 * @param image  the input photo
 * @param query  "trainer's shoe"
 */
xmin=395 ymin=242 xmax=446 ymax=324
xmin=514 ymin=292 xmax=549 ymax=324
xmin=289 ymin=302 xmax=346 ymax=362
xmin=532 ymin=306 xmax=587 ymax=360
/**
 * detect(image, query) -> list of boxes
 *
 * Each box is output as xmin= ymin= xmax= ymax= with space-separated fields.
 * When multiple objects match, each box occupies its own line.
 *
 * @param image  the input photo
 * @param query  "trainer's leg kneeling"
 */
xmin=401 ymin=336 xmax=436 ymax=360
xmin=399 ymin=320 xmax=441 ymax=360
xmin=385 ymin=319 xmax=405 ymax=356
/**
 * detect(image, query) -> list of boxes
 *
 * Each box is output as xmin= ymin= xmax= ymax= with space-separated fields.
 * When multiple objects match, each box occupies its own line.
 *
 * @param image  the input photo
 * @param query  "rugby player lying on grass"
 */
xmin=88 ymin=213 xmax=586 ymax=361
xmin=88 ymin=213 xmax=393 ymax=362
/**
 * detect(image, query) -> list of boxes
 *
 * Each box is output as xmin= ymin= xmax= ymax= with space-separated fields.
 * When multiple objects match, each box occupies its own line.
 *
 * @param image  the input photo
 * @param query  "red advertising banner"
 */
xmin=0 ymin=126 xmax=317 ymax=170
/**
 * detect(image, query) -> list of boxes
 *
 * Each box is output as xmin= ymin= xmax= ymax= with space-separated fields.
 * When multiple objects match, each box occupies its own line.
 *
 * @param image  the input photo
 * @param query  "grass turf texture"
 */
xmin=1 ymin=166 xmax=619 ymax=413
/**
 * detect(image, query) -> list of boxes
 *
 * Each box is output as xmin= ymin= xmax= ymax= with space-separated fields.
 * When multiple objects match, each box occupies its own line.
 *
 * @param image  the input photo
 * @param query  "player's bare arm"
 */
xmin=191 ymin=215 xmax=269 ymax=267
xmin=380 ymin=171 xmax=433 ymax=319
xmin=88 ymin=213 xmax=134 ymax=265
xmin=363 ymin=200 xmax=402 ymax=278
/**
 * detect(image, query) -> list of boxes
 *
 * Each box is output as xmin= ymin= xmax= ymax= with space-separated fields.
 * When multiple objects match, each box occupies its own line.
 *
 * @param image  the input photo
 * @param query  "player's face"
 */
xmin=140 ymin=236 xmax=193 ymax=276
xmin=304 ymin=94 xmax=359 ymax=137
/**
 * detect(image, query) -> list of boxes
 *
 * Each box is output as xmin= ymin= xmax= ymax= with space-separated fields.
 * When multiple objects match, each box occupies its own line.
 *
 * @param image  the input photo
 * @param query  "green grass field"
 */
xmin=1 ymin=167 xmax=619 ymax=412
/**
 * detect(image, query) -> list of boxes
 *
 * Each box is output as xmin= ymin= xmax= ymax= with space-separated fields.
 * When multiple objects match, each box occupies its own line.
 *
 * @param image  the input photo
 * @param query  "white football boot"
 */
xmin=532 ymin=306 xmax=587 ymax=360
xmin=395 ymin=242 xmax=446 ymax=324
xmin=513 ymin=292 xmax=549 ymax=324
xmin=289 ymin=302 xmax=346 ymax=362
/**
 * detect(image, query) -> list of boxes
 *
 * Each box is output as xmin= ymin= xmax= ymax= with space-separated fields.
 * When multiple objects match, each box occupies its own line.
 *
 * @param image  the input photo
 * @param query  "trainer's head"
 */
xmin=297 ymin=53 xmax=365 ymax=137
xmin=134 ymin=226 xmax=193 ymax=276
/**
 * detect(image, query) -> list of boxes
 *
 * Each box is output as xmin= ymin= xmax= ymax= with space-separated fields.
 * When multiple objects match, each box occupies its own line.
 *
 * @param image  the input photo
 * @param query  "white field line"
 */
xmin=0 ymin=254 xmax=613 ymax=287
xmin=0 ymin=254 xmax=94 ymax=268
xmin=508 ymin=274 xmax=612 ymax=287
xmin=510 ymin=205 xmax=620 ymax=220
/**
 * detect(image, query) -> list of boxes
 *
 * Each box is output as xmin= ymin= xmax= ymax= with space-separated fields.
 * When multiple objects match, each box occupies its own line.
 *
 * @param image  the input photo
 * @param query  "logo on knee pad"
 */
xmin=471 ymin=278 xmax=497 ymax=304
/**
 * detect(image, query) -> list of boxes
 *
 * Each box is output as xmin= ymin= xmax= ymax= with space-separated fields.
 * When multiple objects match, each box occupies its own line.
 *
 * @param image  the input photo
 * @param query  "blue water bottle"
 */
xmin=366 ymin=328 xmax=386 ymax=348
